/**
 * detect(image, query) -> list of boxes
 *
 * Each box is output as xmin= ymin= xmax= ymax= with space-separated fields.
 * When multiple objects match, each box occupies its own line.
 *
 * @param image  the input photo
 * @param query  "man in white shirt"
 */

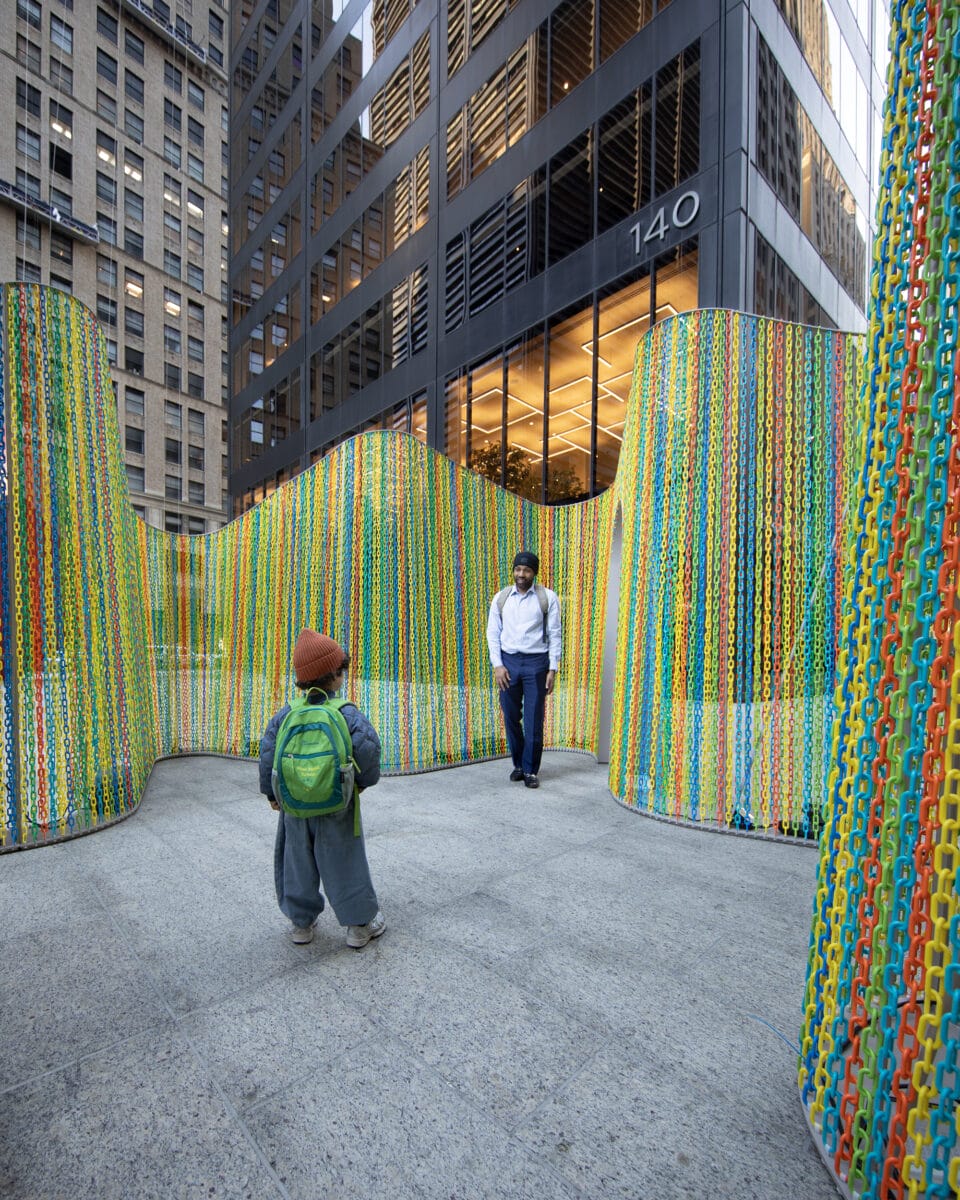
xmin=485 ymin=551 xmax=561 ymax=789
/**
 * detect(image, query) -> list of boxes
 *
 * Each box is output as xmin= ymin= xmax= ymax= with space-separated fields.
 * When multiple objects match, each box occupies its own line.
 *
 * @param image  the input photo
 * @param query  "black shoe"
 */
xmin=524 ymin=774 xmax=539 ymax=789
xmin=509 ymin=768 xmax=525 ymax=782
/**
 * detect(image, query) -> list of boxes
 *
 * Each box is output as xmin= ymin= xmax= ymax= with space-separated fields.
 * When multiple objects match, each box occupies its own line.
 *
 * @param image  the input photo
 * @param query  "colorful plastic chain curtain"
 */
xmin=140 ymin=436 xmax=615 ymax=772
xmin=608 ymin=310 xmax=863 ymax=836
xmin=0 ymin=285 xmax=155 ymax=847
xmin=799 ymin=2 xmax=960 ymax=1196
xmin=0 ymin=283 xmax=615 ymax=846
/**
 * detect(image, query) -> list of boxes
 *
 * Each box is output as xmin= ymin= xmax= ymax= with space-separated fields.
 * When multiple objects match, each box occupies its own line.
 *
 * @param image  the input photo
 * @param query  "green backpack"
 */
xmin=271 ymin=690 xmax=361 ymax=834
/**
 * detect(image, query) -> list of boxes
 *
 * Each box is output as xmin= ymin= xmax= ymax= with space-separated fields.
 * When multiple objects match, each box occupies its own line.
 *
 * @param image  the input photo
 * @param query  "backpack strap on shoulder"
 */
xmin=327 ymin=697 xmax=362 ymax=837
xmin=495 ymin=587 xmax=511 ymax=617
xmin=534 ymin=583 xmax=549 ymax=643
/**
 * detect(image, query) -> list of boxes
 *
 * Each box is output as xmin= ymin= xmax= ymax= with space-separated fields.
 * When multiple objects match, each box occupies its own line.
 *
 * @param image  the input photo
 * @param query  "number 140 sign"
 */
xmin=630 ymin=190 xmax=700 ymax=254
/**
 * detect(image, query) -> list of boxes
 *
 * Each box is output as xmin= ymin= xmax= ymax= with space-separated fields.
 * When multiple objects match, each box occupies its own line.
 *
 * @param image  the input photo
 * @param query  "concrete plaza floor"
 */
xmin=0 ymin=751 xmax=838 ymax=1200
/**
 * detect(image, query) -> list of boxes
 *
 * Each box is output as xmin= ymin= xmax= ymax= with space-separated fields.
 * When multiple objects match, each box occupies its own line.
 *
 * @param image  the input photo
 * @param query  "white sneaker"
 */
xmin=346 ymin=910 xmax=386 ymax=948
xmin=290 ymin=921 xmax=315 ymax=944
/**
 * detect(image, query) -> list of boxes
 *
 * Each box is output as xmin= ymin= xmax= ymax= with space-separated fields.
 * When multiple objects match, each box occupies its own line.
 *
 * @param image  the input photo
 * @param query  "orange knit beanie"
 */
xmin=292 ymin=628 xmax=345 ymax=685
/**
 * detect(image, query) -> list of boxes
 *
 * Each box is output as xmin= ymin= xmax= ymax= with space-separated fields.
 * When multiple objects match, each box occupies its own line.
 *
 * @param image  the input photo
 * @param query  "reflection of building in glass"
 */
xmin=229 ymin=0 xmax=885 ymax=509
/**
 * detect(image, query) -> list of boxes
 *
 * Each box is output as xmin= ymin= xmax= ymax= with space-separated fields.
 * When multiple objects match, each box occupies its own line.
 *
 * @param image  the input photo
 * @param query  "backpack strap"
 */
xmin=495 ymin=587 xmax=511 ymax=617
xmin=326 ymin=696 xmax=362 ymax=837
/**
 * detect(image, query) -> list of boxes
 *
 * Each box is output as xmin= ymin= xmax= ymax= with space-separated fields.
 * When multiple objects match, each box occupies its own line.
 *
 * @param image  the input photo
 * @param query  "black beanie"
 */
xmin=513 ymin=551 xmax=539 ymax=573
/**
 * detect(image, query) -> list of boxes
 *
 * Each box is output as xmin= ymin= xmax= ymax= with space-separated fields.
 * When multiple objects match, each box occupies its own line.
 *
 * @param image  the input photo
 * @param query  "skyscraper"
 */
xmin=2 ymin=0 xmax=231 ymax=533
xmin=229 ymin=0 xmax=885 ymax=511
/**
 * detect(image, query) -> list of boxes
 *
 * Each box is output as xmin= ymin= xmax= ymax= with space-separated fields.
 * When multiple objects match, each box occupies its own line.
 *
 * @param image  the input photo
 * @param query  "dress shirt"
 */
xmin=487 ymin=584 xmax=561 ymax=671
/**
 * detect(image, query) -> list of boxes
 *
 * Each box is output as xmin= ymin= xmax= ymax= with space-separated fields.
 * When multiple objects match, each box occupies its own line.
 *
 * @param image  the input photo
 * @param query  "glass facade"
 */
xmin=229 ymin=0 xmax=880 ymax=512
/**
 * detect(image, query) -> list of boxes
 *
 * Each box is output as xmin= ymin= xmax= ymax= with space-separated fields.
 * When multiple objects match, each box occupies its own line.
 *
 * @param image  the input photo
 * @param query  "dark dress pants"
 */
xmin=499 ymin=650 xmax=549 ymax=775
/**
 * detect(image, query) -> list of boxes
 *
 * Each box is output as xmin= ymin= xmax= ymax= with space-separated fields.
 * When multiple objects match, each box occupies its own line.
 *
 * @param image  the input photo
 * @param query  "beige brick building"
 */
xmin=2 ymin=0 xmax=230 ymax=533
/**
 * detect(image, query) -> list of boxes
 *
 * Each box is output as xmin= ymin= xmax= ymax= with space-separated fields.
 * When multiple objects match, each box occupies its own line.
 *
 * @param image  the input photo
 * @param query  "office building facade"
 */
xmin=230 ymin=0 xmax=885 ymax=510
xmin=2 ymin=0 xmax=231 ymax=533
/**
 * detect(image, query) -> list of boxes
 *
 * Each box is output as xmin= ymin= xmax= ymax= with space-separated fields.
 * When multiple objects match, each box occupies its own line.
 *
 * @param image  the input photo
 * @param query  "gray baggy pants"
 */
xmin=273 ymin=799 xmax=379 ymax=928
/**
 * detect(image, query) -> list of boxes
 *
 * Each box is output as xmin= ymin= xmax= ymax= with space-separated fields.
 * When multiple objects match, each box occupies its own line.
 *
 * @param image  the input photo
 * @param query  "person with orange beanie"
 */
xmin=258 ymin=628 xmax=385 ymax=949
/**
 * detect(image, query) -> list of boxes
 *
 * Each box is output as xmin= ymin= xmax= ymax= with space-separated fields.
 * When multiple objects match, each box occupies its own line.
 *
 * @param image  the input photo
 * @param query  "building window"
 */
xmin=124 ymin=150 xmax=143 ymax=184
xmin=187 ymin=227 xmax=204 ymax=258
xmin=187 ymin=300 xmax=204 ymax=325
xmin=124 ymin=228 xmax=144 ymax=259
xmin=188 ymin=116 xmax=203 ymax=148
xmin=50 ymin=14 xmax=73 ymax=53
xmin=165 ymin=437 xmax=181 ymax=465
xmin=163 ymin=174 xmax=181 ymax=206
xmin=187 ymin=263 xmax=204 ymax=292
xmin=125 ymin=30 xmax=144 ymax=63
xmin=187 ymin=154 xmax=204 ymax=183
xmin=164 ymin=61 xmax=182 ymax=92
xmin=165 ymin=362 xmax=181 ymax=390
xmin=165 ymin=513 xmax=183 ymax=534
xmin=125 ymin=189 xmax=144 ymax=222
xmin=96 ymin=295 xmax=117 ymax=326
xmin=188 ymin=444 xmax=204 ymax=470
xmin=164 ymin=250 xmax=181 ymax=278
xmin=125 ymin=110 xmax=145 ymax=143
xmin=96 ymin=129 xmax=116 ymax=166
xmin=16 ymin=125 xmax=41 ymax=161
xmin=125 ymin=425 xmax=144 ymax=454
xmin=125 ymin=71 xmax=144 ymax=104
xmin=187 ymin=372 xmax=203 ymax=400
xmin=163 ymin=137 xmax=181 ymax=168
xmin=17 ymin=77 xmax=41 ymax=116
xmin=50 ymin=185 xmax=71 ymax=215
xmin=188 ymin=409 xmax=204 ymax=438
xmin=124 ymin=268 xmax=144 ymax=298
xmin=165 ymin=475 xmax=181 ymax=500
xmin=97 ymin=214 xmax=117 ymax=244
xmin=97 ymin=89 xmax=117 ymax=122
xmin=164 ymin=211 xmax=182 ymax=238
xmin=18 ymin=35 xmax=42 ymax=73
xmin=125 ymin=308 xmax=144 ymax=337
xmin=96 ymin=172 xmax=116 ymax=204
xmin=125 ymin=347 xmax=144 ymax=374
xmin=49 ymin=98 xmax=72 ymax=139
xmin=18 ymin=0 xmax=42 ymax=29
xmin=187 ymin=336 xmax=204 ymax=362
xmin=96 ymin=254 xmax=117 ymax=287
xmin=163 ymin=287 xmax=181 ymax=316
xmin=209 ymin=10 xmax=223 ymax=39
xmin=165 ymin=400 xmax=182 ymax=429
xmin=49 ymin=144 xmax=72 ymax=179
xmin=16 ymin=260 xmax=41 ymax=284
xmin=16 ymin=213 xmax=41 ymax=251
xmin=188 ymin=481 xmax=204 ymax=506
xmin=127 ymin=465 xmax=145 ymax=492
xmin=126 ymin=387 xmax=145 ymax=416
xmin=49 ymin=230 xmax=71 ymax=263
xmin=188 ymin=81 xmax=204 ymax=110
xmin=164 ymin=98 xmax=181 ymax=132
xmin=186 ymin=189 xmax=204 ymax=218
xmin=96 ymin=6 xmax=117 ymax=42
xmin=97 ymin=49 xmax=117 ymax=84
xmin=49 ymin=57 xmax=72 ymax=93
xmin=16 ymin=170 xmax=41 ymax=199
xmin=164 ymin=324 xmax=181 ymax=355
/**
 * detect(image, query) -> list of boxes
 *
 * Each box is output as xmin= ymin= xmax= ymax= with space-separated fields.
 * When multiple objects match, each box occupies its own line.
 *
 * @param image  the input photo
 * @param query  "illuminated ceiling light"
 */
xmin=322 ymin=293 xmax=332 ymax=302
xmin=97 ymin=148 xmax=114 ymax=164
xmin=164 ymin=189 xmax=180 ymax=205
xmin=187 ymin=201 xmax=203 ymax=218
xmin=125 ymin=282 xmax=143 ymax=298
xmin=562 ymin=81 xmax=569 ymax=91
xmin=221 ymin=220 xmax=229 ymax=235
xmin=165 ymin=300 xmax=181 ymax=316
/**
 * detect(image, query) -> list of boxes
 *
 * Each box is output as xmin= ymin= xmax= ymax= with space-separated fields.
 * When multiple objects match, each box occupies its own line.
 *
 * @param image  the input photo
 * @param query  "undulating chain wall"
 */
xmin=799 ymin=2 xmax=960 ymax=1195
xmin=608 ymin=311 xmax=863 ymax=837
xmin=0 ymin=286 xmax=155 ymax=847
xmin=0 ymin=282 xmax=616 ymax=845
